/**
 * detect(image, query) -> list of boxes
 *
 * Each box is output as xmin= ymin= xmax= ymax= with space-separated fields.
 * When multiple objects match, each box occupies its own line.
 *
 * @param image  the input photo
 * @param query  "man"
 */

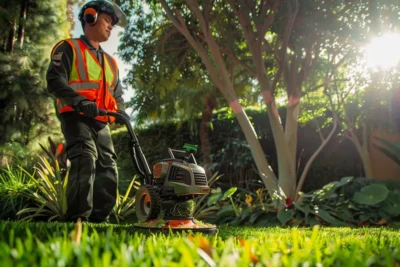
xmin=46 ymin=0 xmax=129 ymax=223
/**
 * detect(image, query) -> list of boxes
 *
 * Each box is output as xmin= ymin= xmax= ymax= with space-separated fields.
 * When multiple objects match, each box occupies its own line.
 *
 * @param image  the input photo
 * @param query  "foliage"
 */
xmin=0 ymin=0 xmax=71 ymax=165
xmin=199 ymin=183 xmax=280 ymax=227
xmin=0 ymin=164 xmax=34 ymax=220
xmin=124 ymin=0 xmax=394 ymax=203
xmin=17 ymin=157 xmax=68 ymax=221
xmin=39 ymin=137 xmax=67 ymax=177
xmin=112 ymin=107 xmax=361 ymax=191
xmin=119 ymin=1 xmax=254 ymax=127
xmin=288 ymin=177 xmax=400 ymax=227
xmin=1 ymin=222 xmax=400 ymax=266
xmin=0 ymin=142 xmax=34 ymax=170
xmin=0 ymin=137 xmax=67 ymax=220
xmin=113 ymin=175 xmax=140 ymax=223
xmin=198 ymin=175 xmax=400 ymax=227
xmin=374 ymin=137 xmax=400 ymax=166
xmin=193 ymin=172 xmax=223 ymax=219
xmin=209 ymin=135 xmax=255 ymax=186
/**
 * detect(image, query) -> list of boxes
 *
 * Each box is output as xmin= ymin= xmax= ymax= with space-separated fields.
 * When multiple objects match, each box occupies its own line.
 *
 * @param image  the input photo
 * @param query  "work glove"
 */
xmin=75 ymin=100 xmax=99 ymax=118
xmin=115 ymin=109 xmax=130 ymax=125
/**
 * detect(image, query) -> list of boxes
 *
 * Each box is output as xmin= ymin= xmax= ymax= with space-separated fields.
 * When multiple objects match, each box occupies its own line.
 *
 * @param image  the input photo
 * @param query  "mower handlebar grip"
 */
xmin=98 ymin=109 xmax=108 ymax=116
xmin=99 ymin=108 xmax=133 ymax=131
xmin=98 ymin=109 xmax=130 ymax=125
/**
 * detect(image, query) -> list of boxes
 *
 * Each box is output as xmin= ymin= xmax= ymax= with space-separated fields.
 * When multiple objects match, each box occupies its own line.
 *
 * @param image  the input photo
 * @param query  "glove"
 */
xmin=75 ymin=100 xmax=99 ymax=118
xmin=115 ymin=109 xmax=130 ymax=125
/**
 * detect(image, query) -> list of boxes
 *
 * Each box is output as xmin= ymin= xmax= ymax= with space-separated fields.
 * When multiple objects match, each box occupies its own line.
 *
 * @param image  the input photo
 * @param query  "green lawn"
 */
xmin=1 ymin=221 xmax=399 ymax=266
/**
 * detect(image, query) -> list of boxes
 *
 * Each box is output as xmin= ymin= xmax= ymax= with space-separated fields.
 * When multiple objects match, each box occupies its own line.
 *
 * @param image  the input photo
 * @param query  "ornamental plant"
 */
xmin=17 ymin=156 xmax=68 ymax=221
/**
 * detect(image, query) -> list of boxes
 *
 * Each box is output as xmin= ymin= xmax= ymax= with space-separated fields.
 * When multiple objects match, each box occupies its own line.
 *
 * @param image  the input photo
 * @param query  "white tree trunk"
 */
xmin=283 ymin=101 xmax=300 ymax=198
xmin=350 ymin=134 xmax=374 ymax=178
xmin=234 ymin=106 xmax=285 ymax=200
xmin=264 ymin=97 xmax=297 ymax=199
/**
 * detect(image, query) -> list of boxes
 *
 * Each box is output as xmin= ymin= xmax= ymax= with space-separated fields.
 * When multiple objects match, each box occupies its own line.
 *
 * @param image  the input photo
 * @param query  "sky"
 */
xmin=72 ymin=5 xmax=134 ymax=105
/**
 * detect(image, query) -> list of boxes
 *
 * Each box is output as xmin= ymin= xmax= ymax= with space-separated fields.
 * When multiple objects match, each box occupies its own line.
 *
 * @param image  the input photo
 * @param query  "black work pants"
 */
xmin=61 ymin=113 xmax=118 ymax=222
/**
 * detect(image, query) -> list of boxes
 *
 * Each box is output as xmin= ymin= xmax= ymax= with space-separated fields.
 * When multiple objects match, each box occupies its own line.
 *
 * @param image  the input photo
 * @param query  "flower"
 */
xmin=245 ymin=194 xmax=253 ymax=206
xmin=285 ymin=197 xmax=293 ymax=208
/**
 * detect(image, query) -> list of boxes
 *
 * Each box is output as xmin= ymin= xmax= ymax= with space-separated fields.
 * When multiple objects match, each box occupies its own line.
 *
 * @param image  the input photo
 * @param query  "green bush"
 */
xmin=197 ymin=177 xmax=400 ymax=227
xmin=0 ymin=165 xmax=34 ymax=220
xmin=112 ymin=175 xmax=140 ymax=223
xmin=17 ymin=157 xmax=68 ymax=221
xmin=286 ymin=177 xmax=400 ymax=227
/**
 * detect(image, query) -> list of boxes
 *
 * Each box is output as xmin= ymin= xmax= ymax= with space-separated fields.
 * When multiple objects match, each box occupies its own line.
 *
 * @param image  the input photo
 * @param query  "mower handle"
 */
xmin=98 ymin=109 xmax=130 ymax=124
xmin=98 ymin=109 xmax=152 ymax=183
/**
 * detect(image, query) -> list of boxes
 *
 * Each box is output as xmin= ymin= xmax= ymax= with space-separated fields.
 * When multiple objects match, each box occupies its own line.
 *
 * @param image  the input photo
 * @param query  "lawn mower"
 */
xmin=99 ymin=109 xmax=217 ymax=233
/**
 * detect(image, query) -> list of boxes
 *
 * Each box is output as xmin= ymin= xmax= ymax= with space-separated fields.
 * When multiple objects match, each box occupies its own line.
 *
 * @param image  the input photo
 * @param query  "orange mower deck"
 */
xmin=134 ymin=218 xmax=217 ymax=234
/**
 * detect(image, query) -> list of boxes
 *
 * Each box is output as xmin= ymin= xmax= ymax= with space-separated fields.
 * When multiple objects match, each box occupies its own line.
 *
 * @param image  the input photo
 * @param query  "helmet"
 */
xmin=78 ymin=0 xmax=128 ymax=27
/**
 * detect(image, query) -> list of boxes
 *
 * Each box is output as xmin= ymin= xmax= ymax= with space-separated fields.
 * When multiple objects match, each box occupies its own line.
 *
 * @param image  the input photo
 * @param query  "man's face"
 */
xmin=89 ymin=13 xmax=114 ymax=42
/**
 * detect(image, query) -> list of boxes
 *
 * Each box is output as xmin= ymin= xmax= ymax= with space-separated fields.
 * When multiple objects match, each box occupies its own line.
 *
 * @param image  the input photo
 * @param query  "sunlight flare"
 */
xmin=365 ymin=33 xmax=400 ymax=69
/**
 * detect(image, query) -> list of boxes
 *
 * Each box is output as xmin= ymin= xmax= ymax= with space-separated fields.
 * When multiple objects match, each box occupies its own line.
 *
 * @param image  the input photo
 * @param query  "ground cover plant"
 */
xmin=0 ymin=221 xmax=399 ymax=266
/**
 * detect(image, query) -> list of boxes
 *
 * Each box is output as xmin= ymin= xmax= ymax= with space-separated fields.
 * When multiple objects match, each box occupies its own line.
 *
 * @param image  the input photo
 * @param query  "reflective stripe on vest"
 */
xmin=70 ymin=39 xmax=88 ymax=81
xmin=69 ymin=82 xmax=100 ymax=90
xmin=56 ymin=38 xmax=119 ymax=123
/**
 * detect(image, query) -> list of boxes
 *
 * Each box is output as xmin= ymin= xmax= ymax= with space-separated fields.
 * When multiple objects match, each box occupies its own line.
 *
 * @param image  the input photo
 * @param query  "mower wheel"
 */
xmin=135 ymin=185 xmax=161 ymax=222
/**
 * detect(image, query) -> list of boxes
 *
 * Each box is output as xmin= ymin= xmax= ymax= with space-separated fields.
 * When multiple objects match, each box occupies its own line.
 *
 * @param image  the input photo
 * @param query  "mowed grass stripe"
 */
xmin=0 ymin=221 xmax=399 ymax=266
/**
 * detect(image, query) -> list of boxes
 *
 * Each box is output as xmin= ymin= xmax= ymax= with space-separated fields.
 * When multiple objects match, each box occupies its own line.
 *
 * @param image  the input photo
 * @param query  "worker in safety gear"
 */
xmin=46 ymin=0 xmax=129 ymax=223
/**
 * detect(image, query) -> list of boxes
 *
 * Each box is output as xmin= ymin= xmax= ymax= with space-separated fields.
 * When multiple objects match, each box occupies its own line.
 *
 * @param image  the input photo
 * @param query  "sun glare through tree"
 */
xmin=365 ymin=33 xmax=400 ymax=69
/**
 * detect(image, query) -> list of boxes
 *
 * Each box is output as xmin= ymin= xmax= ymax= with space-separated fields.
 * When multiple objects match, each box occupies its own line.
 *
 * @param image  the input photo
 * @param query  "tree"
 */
xmin=152 ymin=0 xmax=376 ymax=205
xmin=302 ymin=0 xmax=400 ymax=180
xmin=119 ymin=2 xmax=255 ymax=172
xmin=0 ymin=0 xmax=73 ymax=165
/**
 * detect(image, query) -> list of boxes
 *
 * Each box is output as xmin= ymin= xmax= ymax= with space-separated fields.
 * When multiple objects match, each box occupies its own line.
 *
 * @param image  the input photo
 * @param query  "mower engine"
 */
xmin=135 ymin=145 xmax=210 ymax=222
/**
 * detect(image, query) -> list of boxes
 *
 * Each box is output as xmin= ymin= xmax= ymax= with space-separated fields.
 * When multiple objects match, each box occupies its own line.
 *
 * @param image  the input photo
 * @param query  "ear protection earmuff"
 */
xmin=84 ymin=7 xmax=98 ymax=26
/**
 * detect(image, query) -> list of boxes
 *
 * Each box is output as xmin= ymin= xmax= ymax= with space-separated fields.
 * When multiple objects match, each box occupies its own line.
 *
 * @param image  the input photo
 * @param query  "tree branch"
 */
xmin=296 ymin=114 xmax=338 ymax=199
xmin=220 ymin=47 xmax=257 ymax=77
xmin=158 ymin=0 xmax=184 ymax=32
xmin=185 ymin=0 xmax=238 ymax=101
xmin=259 ymin=0 xmax=280 ymax=39
xmin=158 ymin=0 xmax=224 ymax=89
xmin=203 ymin=0 xmax=214 ymax=24
xmin=280 ymin=1 xmax=301 ymax=94
xmin=226 ymin=0 xmax=256 ymax=53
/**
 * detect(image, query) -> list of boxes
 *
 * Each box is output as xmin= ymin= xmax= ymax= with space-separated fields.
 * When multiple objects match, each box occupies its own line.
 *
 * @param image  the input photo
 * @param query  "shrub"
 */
xmin=283 ymin=177 xmax=400 ymax=226
xmin=113 ymin=175 xmax=140 ymax=223
xmin=17 ymin=157 xmax=68 ymax=221
xmin=0 ymin=165 xmax=34 ymax=220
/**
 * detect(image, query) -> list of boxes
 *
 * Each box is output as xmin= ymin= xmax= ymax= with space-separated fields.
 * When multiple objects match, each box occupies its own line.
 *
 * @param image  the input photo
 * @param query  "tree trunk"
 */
xmin=265 ymin=99 xmax=297 ymax=199
xmin=284 ymin=97 xmax=301 ymax=198
xmin=2 ymin=37 xmax=6 ymax=52
xmin=17 ymin=0 xmax=29 ymax=49
xmin=234 ymin=105 xmax=285 ymax=203
xmin=359 ymin=145 xmax=373 ymax=178
xmin=6 ymin=19 xmax=16 ymax=53
xmin=349 ymin=130 xmax=374 ymax=178
xmin=199 ymin=95 xmax=216 ymax=177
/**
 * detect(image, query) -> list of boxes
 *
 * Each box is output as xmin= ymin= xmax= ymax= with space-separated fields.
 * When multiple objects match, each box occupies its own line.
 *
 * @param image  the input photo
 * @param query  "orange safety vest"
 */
xmin=54 ymin=38 xmax=119 ymax=123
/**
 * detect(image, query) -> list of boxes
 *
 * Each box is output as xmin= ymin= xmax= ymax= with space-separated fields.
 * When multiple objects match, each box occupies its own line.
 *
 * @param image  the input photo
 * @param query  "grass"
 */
xmin=0 ymin=221 xmax=400 ymax=266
